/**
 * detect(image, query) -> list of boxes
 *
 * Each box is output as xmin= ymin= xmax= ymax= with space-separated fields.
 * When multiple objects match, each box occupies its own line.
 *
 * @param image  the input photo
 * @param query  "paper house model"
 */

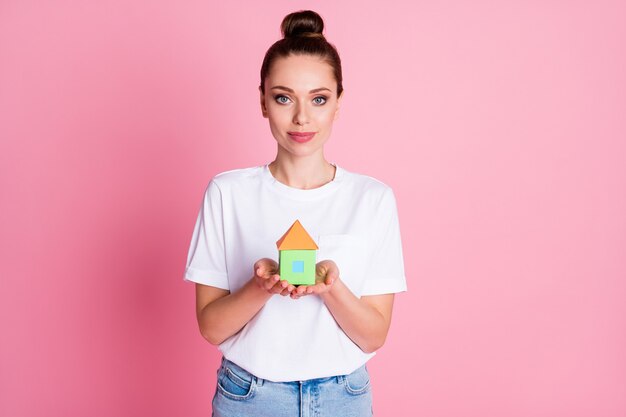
xmin=276 ymin=220 xmax=319 ymax=285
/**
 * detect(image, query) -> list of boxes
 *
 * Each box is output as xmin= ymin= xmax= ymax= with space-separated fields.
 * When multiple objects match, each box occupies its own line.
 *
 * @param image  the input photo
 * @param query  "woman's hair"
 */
xmin=259 ymin=10 xmax=343 ymax=98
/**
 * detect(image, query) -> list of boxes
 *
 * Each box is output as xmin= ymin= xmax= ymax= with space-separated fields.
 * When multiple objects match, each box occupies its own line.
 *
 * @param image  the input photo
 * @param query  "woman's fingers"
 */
xmin=279 ymin=281 xmax=293 ymax=296
xmin=286 ymin=277 xmax=336 ymax=298
xmin=294 ymin=284 xmax=317 ymax=296
xmin=276 ymin=279 xmax=289 ymax=295
xmin=255 ymin=269 xmax=294 ymax=296
xmin=291 ymin=281 xmax=333 ymax=297
xmin=325 ymin=268 xmax=338 ymax=285
xmin=253 ymin=258 xmax=291 ymax=296
xmin=254 ymin=258 xmax=279 ymax=278
xmin=281 ymin=281 xmax=297 ymax=296
xmin=254 ymin=259 xmax=266 ymax=275
xmin=255 ymin=259 xmax=327 ymax=298
xmin=267 ymin=276 xmax=295 ymax=295
xmin=264 ymin=274 xmax=280 ymax=290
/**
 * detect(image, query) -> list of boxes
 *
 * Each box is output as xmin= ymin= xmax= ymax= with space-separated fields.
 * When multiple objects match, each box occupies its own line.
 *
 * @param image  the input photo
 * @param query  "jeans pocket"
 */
xmin=343 ymin=364 xmax=371 ymax=395
xmin=217 ymin=365 xmax=256 ymax=400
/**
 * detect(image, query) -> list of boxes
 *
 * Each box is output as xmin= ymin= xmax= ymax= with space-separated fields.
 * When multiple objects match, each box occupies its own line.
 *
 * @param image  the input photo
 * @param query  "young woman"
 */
xmin=184 ymin=9 xmax=407 ymax=417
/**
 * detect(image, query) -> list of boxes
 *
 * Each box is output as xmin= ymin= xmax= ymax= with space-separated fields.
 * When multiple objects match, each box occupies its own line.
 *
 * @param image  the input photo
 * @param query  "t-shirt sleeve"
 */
xmin=361 ymin=187 xmax=407 ymax=296
xmin=183 ymin=179 xmax=230 ymax=290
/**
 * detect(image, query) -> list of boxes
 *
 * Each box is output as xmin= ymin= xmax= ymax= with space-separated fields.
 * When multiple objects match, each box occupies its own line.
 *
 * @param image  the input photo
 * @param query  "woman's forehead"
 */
xmin=268 ymin=55 xmax=335 ymax=90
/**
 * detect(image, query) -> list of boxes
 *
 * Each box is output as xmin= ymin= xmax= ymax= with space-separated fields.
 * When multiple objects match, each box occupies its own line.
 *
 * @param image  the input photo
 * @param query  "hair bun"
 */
xmin=281 ymin=10 xmax=325 ymax=39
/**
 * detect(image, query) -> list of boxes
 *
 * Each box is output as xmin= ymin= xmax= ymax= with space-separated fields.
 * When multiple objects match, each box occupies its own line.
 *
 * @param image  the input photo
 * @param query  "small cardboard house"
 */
xmin=276 ymin=220 xmax=319 ymax=285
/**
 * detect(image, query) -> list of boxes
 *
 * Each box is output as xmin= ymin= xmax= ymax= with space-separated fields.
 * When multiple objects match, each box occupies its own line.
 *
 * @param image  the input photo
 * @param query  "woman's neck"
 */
xmin=269 ymin=152 xmax=336 ymax=190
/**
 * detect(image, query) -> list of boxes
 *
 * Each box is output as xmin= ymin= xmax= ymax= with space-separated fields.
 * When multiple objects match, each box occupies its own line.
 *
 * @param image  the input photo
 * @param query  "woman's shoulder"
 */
xmin=208 ymin=165 xmax=265 ymax=189
xmin=339 ymin=164 xmax=394 ymax=196
xmin=339 ymin=165 xmax=400 ymax=215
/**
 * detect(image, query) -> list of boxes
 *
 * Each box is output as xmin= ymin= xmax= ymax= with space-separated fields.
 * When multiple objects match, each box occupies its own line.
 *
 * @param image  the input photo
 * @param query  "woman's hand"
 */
xmin=253 ymin=258 xmax=296 ymax=296
xmin=290 ymin=260 xmax=340 ymax=299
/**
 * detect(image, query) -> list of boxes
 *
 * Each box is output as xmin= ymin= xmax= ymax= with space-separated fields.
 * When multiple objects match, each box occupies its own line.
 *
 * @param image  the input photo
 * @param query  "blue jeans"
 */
xmin=212 ymin=356 xmax=374 ymax=417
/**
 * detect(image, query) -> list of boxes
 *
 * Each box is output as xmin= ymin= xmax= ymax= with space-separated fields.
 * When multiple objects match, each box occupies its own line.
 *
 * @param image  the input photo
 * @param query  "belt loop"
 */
xmin=255 ymin=376 xmax=264 ymax=386
xmin=336 ymin=375 xmax=343 ymax=384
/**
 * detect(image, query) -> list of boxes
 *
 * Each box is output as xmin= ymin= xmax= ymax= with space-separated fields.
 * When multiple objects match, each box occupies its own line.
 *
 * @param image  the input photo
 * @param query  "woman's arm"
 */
xmin=292 ymin=260 xmax=395 ymax=353
xmin=195 ymin=258 xmax=296 ymax=345
xmin=321 ymin=280 xmax=394 ymax=353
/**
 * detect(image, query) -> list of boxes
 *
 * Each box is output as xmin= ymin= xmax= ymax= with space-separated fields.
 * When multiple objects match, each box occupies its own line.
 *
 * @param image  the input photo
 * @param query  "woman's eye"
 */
xmin=273 ymin=95 xmax=327 ymax=105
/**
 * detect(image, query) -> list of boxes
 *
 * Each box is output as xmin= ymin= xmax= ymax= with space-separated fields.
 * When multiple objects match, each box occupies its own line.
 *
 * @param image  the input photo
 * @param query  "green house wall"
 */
xmin=279 ymin=249 xmax=316 ymax=285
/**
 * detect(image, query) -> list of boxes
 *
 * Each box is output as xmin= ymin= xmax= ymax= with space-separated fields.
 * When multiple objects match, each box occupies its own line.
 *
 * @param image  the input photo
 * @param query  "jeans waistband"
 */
xmin=220 ymin=356 xmax=364 ymax=386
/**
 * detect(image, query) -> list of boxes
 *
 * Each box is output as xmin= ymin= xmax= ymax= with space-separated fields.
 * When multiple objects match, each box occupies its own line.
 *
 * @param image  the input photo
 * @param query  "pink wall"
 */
xmin=1 ymin=1 xmax=625 ymax=416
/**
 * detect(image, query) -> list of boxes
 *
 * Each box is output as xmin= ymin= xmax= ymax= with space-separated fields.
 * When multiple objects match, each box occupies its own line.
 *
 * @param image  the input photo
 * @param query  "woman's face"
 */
xmin=260 ymin=54 xmax=343 ymax=159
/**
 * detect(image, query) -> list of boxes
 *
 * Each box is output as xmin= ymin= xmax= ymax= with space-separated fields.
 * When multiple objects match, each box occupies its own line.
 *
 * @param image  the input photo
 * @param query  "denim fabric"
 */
xmin=212 ymin=356 xmax=374 ymax=417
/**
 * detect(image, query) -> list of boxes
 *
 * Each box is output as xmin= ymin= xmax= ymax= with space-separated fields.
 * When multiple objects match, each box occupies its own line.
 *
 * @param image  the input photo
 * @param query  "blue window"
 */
xmin=292 ymin=260 xmax=304 ymax=273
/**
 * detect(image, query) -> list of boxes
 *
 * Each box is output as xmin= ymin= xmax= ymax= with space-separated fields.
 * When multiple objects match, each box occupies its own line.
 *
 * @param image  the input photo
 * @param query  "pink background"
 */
xmin=1 ymin=1 xmax=625 ymax=416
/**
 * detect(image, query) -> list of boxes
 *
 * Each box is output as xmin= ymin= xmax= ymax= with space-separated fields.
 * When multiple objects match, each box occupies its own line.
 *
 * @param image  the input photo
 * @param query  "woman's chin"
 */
xmin=277 ymin=138 xmax=329 ymax=158
xmin=277 ymin=143 xmax=322 ymax=158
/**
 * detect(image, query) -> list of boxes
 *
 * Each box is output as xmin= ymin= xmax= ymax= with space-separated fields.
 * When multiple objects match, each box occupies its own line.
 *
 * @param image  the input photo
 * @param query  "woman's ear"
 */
xmin=259 ymin=86 xmax=268 ymax=118
xmin=334 ymin=91 xmax=343 ymax=121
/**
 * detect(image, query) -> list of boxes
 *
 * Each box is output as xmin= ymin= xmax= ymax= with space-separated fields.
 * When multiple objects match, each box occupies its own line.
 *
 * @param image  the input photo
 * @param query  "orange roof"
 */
xmin=276 ymin=220 xmax=319 ymax=250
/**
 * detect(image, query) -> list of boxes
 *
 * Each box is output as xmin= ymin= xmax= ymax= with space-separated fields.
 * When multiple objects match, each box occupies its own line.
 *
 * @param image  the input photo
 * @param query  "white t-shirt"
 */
xmin=184 ymin=163 xmax=407 ymax=382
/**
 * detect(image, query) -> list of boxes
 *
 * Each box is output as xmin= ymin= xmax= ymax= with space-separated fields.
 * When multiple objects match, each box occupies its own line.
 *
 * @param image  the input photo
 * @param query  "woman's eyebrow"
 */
xmin=271 ymin=85 xmax=331 ymax=93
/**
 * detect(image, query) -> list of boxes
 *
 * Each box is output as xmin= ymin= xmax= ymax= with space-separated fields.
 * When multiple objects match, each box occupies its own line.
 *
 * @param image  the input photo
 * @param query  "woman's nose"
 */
xmin=293 ymin=104 xmax=309 ymax=125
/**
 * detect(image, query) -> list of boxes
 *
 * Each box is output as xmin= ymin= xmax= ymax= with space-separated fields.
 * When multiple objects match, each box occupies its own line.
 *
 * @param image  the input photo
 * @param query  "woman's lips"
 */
xmin=288 ymin=132 xmax=316 ymax=143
